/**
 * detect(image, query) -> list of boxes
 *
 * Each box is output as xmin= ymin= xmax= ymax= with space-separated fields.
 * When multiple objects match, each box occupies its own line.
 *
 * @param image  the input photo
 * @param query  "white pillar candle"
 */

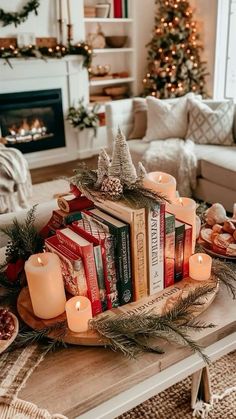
xmin=167 ymin=197 xmax=197 ymax=253
xmin=25 ymin=253 xmax=66 ymax=319
xmin=66 ymin=296 xmax=92 ymax=333
xmin=189 ymin=253 xmax=212 ymax=281
xmin=143 ymin=171 xmax=177 ymax=201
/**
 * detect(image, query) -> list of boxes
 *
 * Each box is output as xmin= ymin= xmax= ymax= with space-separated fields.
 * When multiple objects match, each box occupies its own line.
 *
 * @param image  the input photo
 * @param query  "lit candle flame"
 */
xmin=198 ymin=255 xmax=203 ymax=264
xmin=37 ymin=257 xmax=44 ymax=266
xmin=158 ymin=175 xmax=163 ymax=183
xmin=179 ymin=198 xmax=183 ymax=206
xmin=76 ymin=301 xmax=80 ymax=311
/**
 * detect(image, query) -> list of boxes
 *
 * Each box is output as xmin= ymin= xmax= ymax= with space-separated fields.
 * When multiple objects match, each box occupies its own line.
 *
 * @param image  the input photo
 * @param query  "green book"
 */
xmin=174 ymin=220 xmax=185 ymax=282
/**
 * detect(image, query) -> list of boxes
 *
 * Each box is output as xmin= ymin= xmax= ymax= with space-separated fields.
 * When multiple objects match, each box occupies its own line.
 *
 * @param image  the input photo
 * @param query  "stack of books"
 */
xmin=109 ymin=0 xmax=129 ymax=18
xmin=43 ymin=195 xmax=193 ymax=315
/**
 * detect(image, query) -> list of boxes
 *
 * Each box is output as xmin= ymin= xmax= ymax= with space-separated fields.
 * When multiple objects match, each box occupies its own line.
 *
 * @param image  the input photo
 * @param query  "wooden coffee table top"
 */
xmin=19 ymin=285 xmax=236 ymax=419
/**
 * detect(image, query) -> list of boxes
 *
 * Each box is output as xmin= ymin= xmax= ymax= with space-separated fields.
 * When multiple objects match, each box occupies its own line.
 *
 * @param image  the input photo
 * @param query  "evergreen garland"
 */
xmin=0 ymin=42 xmax=93 ymax=70
xmin=0 ymin=1 xmax=40 ymax=27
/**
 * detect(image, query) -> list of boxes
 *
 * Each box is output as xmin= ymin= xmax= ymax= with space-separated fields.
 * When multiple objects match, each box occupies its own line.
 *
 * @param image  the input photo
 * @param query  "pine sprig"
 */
xmin=0 ymin=205 xmax=44 ymax=263
xmin=90 ymin=284 xmax=216 ymax=362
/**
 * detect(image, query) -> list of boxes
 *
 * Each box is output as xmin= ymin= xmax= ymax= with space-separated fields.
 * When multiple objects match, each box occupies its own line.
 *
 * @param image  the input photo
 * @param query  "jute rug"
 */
xmin=119 ymin=351 xmax=236 ymax=419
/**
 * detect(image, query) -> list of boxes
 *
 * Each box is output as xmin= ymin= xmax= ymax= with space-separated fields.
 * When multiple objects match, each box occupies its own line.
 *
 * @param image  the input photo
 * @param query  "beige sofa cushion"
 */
xmin=195 ymin=144 xmax=236 ymax=191
xmin=128 ymin=98 xmax=147 ymax=140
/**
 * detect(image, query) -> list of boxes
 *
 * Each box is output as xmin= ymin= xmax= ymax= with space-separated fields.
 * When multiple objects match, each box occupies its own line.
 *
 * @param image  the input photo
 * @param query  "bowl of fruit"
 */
xmin=0 ymin=308 xmax=19 ymax=353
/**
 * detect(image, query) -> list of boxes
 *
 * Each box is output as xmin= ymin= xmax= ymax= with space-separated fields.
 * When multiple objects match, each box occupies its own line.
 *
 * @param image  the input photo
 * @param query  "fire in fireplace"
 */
xmin=0 ymin=89 xmax=66 ymax=154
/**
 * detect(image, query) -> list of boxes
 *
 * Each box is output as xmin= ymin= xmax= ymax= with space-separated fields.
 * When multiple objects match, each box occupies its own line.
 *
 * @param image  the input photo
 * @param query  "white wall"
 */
xmin=0 ymin=0 xmax=84 ymax=42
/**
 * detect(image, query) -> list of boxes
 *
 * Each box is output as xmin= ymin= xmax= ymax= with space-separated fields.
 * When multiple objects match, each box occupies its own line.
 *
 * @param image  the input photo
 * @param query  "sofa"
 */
xmin=105 ymin=98 xmax=236 ymax=213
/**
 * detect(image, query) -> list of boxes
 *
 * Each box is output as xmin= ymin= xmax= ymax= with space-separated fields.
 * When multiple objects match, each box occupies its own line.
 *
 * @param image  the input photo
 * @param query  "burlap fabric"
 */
xmin=119 ymin=351 xmax=236 ymax=419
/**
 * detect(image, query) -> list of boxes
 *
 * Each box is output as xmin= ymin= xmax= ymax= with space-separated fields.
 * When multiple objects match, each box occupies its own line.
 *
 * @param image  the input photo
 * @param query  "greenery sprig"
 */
xmin=67 ymin=99 xmax=100 ymax=136
xmin=0 ymin=1 xmax=40 ymax=27
xmin=89 ymin=284 xmax=216 ymax=362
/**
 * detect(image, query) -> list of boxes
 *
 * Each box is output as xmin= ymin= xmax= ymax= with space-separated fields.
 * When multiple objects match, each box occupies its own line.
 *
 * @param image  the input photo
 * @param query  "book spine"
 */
xmin=102 ymin=235 xmax=120 ymax=309
xmin=124 ymin=0 xmax=128 ymax=18
xmin=164 ymin=214 xmax=175 ymax=288
xmin=114 ymin=0 xmax=122 ymax=18
xmin=56 ymin=231 xmax=102 ymax=315
xmin=93 ymin=245 xmax=107 ymax=311
xmin=117 ymin=227 xmax=132 ymax=304
xmin=133 ymin=208 xmax=148 ymax=300
xmin=183 ymin=227 xmax=193 ymax=278
xmin=53 ymin=210 xmax=82 ymax=226
xmin=147 ymin=205 xmax=163 ymax=295
xmin=174 ymin=225 xmax=185 ymax=282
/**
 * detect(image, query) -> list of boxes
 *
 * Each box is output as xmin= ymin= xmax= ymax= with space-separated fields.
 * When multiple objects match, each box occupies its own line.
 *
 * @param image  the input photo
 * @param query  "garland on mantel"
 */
xmin=0 ymin=0 xmax=40 ymax=27
xmin=0 ymin=42 xmax=93 ymax=69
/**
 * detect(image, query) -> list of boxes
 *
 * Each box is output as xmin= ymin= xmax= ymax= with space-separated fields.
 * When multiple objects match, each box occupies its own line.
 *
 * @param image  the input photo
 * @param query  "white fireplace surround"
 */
xmin=0 ymin=57 xmax=94 ymax=169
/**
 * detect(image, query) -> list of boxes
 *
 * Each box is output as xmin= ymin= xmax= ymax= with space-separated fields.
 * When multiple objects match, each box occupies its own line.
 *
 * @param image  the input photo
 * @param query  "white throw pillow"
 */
xmin=186 ymin=99 xmax=234 ymax=145
xmin=144 ymin=92 xmax=197 ymax=142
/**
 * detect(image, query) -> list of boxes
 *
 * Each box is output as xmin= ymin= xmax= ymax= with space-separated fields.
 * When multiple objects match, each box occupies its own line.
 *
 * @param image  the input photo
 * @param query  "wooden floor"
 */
xmin=30 ymin=156 xmax=98 ymax=184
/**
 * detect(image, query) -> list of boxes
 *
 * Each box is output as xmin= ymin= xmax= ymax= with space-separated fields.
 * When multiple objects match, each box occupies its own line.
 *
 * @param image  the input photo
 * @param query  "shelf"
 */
xmin=84 ymin=18 xmax=133 ymax=23
xmin=90 ymin=77 xmax=134 ymax=87
xmin=93 ymin=48 xmax=134 ymax=54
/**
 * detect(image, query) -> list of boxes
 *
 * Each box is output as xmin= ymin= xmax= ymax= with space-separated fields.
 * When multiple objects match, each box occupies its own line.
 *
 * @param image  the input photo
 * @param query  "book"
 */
xmin=183 ymin=223 xmax=193 ymax=278
xmin=147 ymin=203 xmax=165 ymax=295
xmin=164 ymin=212 xmax=175 ymax=288
xmin=83 ymin=208 xmax=132 ymax=305
xmin=97 ymin=200 xmax=148 ymax=301
xmin=114 ymin=0 xmax=122 ymax=18
xmin=93 ymin=244 xmax=107 ymax=311
xmin=123 ymin=0 xmax=128 ymax=18
xmin=174 ymin=220 xmax=185 ymax=282
xmin=45 ymin=235 xmax=88 ymax=297
xmin=72 ymin=218 xmax=119 ymax=309
xmin=56 ymin=228 xmax=102 ymax=316
xmin=52 ymin=209 xmax=82 ymax=226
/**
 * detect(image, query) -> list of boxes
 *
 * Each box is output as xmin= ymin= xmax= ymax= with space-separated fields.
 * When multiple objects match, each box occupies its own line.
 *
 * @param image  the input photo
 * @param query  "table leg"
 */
xmin=191 ymin=367 xmax=212 ymax=409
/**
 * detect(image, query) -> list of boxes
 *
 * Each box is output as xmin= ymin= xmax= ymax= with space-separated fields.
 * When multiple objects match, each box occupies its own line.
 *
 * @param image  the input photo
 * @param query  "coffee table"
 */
xmin=18 ymin=284 xmax=236 ymax=419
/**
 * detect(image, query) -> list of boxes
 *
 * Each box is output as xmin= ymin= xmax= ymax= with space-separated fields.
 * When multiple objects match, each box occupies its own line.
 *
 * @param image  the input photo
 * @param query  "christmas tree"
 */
xmin=143 ymin=0 xmax=208 ymax=98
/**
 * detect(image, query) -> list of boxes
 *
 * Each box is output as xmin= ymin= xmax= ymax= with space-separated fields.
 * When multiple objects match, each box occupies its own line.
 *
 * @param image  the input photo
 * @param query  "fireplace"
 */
xmin=0 ymin=89 xmax=66 ymax=154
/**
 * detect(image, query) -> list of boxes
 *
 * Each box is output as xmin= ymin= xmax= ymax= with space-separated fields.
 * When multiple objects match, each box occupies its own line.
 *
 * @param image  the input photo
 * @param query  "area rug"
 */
xmin=29 ymin=179 xmax=69 ymax=206
xmin=119 ymin=351 xmax=236 ymax=419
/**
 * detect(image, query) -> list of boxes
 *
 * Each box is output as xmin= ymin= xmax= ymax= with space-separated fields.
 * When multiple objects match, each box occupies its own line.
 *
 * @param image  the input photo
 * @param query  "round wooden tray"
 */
xmin=17 ymin=277 xmax=219 ymax=347
xmin=0 ymin=313 xmax=19 ymax=354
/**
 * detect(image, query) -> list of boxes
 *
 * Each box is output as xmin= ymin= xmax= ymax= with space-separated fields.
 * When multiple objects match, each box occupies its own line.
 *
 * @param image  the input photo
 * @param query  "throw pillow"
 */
xmin=128 ymin=98 xmax=147 ymax=139
xmin=144 ymin=92 xmax=196 ymax=142
xmin=186 ymin=99 xmax=234 ymax=145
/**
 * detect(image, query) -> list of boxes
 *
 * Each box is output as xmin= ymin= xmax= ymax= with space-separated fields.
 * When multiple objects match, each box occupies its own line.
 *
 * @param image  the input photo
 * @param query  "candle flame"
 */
xmin=198 ymin=255 xmax=203 ymax=264
xmin=179 ymin=198 xmax=183 ymax=206
xmin=37 ymin=257 xmax=44 ymax=266
xmin=76 ymin=301 xmax=80 ymax=311
xmin=158 ymin=175 xmax=163 ymax=183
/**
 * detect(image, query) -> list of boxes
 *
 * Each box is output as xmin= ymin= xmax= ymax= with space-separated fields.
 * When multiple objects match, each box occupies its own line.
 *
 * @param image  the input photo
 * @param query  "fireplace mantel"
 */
xmin=0 ymin=56 xmax=89 ymax=169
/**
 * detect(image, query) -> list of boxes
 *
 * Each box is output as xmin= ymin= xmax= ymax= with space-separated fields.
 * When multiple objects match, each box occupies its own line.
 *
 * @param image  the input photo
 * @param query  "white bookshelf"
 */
xmin=93 ymin=47 xmax=134 ymax=54
xmin=84 ymin=18 xmax=133 ymax=23
xmin=90 ymin=76 xmax=134 ymax=87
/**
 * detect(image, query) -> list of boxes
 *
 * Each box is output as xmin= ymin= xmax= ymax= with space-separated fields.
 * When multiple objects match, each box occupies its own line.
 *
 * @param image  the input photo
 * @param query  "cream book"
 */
xmin=97 ymin=200 xmax=148 ymax=301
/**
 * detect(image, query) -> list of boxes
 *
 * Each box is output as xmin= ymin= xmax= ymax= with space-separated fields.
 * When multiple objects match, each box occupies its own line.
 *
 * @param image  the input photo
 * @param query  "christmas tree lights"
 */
xmin=143 ymin=0 xmax=208 ymax=98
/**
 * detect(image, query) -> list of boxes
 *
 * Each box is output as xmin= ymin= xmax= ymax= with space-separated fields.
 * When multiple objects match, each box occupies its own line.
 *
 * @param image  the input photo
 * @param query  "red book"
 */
xmin=114 ymin=0 xmax=122 ymax=18
xmin=183 ymin=223 xmax=193 ymax=278
xmin=56 ymin=228 xmax=102 ymax=316
xmin=72 ymin=219 xmax=119 ymax=309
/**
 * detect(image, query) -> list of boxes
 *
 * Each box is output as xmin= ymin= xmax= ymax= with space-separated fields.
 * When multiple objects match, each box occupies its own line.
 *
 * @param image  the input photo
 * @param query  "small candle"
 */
xmin=25 ymin=253 xmax=66 ymax=319
xmin=189 ymin=253 xmax=212 ymax=281
xmin=66 ymin=296 xmax=92 ymax=333
xmin=167 ymin=197 xmax=196 ymax=253
xmin=67 ymin=0 xmax=71 ymax=24
xmin=143 ymin=171 xmax=177 ymax=201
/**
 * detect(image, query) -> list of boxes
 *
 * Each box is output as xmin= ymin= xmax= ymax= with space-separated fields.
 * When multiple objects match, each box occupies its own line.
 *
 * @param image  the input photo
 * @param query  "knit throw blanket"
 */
xmin=0 ymin=345 xmax=67 ymax=419
xmin=0 ymin=145 xmax=32 ymax=214
xmin=142 ymin=139 xmax=197 ymax=197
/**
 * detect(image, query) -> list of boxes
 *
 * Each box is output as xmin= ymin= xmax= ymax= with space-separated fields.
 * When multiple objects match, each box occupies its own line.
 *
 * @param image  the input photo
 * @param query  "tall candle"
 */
xmin=25 ymin=253 xmax=66 ymax=319
xmin=66 ymin=296 xmax=92 ymax=333
xmin=67 ymin=0 xmax=71 ymax=24
xmin=189 ymin=253 xmax=212 ymax=281
xmin=143 ymin=171 xmax=177 ymax=201
xmin=58 ymin=0 xmax=62 ymax=20
xmin=167 ymin=197 xmax=196 ymax=253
